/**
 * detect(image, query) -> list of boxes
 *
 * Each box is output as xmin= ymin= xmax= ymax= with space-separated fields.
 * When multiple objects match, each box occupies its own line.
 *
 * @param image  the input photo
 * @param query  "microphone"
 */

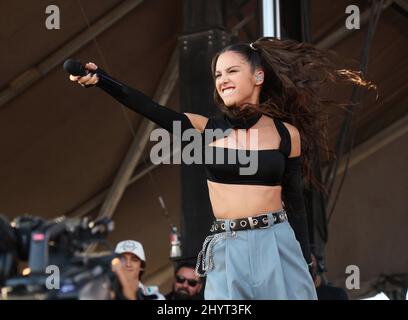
xmin=63 ymin=59 xmax=123 ymax=87
xmin=63 ymin=59 xmax=91 ymax=77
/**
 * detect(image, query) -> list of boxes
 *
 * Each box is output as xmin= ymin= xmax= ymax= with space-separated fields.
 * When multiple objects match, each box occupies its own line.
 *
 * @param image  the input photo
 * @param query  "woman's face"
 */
xmin=215 ymin=51 xmax=263 ymax=108
xmin=120 ymin=252 xmax=143 ymax=280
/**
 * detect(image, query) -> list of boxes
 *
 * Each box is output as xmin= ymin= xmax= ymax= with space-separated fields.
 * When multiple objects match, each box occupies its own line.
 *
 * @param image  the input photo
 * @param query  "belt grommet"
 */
xmin=230 ymin=221 xmax=236 ymax=229
xmin=240 ymin=220 xmax=247 ymax=227
xmin=221 ymin=223 xmax=225 ymax=230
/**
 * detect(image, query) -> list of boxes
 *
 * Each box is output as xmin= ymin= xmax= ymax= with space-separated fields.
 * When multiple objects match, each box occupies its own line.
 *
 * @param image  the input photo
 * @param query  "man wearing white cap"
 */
xmin=112 ymin=240 xmax=164 ymax=300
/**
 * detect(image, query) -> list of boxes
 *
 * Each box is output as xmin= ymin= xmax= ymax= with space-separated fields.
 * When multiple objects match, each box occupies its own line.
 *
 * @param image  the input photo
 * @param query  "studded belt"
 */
xmin=210 ymin=209 xmax=288 ymax=234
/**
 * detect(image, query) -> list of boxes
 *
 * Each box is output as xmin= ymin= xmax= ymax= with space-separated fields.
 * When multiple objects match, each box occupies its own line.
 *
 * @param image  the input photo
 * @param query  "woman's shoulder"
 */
xmin=202 ymin=114 xmax=231 ymax=131
xmin=269 ymin=117 xmax=300 ymax=140
xmin=183 ymin=113 xmax=209 ymax=132
xmin=281 ymin=122 xmax=301 ymax=157
xmin=282 ymin=121 xmax=300 ymax=139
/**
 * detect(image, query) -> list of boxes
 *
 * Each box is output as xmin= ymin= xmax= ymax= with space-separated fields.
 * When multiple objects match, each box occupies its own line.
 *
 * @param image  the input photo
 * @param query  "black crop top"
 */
xmin=204 ymin=148 xmax=286 ymax=186
xmin=93 ymin=69 xmax=312 ymax=265
xmin=202 ymin=117 xmax=291 ymax=186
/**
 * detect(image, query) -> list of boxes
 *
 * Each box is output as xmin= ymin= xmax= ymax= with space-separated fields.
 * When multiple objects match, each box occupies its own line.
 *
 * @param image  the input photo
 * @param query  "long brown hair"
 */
xmin=211 ymin=37 xmax=376 ymax=189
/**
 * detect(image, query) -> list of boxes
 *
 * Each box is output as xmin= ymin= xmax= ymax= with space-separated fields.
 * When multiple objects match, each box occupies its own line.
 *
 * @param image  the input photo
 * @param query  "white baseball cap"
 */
xmin=115 ymin=240 xmax=146 ymax=262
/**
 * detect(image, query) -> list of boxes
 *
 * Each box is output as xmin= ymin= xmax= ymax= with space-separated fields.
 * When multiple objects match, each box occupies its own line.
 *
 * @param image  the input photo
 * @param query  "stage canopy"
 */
xmin=0 ymin=0 xmax=407 ymax=298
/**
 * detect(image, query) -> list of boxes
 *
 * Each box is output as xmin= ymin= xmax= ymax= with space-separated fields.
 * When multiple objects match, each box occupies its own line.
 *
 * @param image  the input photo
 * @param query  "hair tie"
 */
xmin=249 ymin=42 xmax=258 ymax=51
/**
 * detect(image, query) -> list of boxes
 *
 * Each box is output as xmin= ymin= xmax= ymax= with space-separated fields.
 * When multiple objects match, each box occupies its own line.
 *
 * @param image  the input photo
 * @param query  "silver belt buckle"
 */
xmin=248 ymin=217 xmax=256 ymax=229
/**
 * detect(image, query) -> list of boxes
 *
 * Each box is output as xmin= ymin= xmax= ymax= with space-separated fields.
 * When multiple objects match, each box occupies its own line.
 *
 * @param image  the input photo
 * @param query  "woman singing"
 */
xmin=69 ymin=37 xmax=374 ymax=299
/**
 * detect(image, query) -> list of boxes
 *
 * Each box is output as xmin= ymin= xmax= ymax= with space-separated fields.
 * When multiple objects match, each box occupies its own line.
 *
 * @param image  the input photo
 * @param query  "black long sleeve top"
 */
xmin=93 ymin=70 xmax=312 ymax=265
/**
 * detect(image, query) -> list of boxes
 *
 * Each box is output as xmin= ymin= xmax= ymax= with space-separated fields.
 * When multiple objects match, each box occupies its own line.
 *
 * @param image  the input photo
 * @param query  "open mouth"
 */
xmin=222 ymin=87 xmax=236 ymax=96
xmin=176 ymin=289 xmax=189 ymax=295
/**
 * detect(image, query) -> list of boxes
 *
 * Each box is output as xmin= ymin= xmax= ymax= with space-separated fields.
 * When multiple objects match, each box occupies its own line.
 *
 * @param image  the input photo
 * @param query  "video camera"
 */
xmin=0 ymin=214 xmax=116 ymax=299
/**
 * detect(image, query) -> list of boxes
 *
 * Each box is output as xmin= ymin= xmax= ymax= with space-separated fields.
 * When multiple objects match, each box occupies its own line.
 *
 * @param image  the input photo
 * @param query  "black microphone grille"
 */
xmin=63 ymin=58 xmax=86 ymax=76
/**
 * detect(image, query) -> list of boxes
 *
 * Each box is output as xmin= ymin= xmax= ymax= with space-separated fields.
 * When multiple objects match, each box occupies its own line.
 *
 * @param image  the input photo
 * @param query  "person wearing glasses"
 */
xmin=166 ymin=260 xmax=204 ymax=300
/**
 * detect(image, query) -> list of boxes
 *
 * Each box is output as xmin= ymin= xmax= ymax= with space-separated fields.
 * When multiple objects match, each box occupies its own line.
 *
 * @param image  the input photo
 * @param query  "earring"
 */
xmin=255 ymin=74 xmax=263 ymax=83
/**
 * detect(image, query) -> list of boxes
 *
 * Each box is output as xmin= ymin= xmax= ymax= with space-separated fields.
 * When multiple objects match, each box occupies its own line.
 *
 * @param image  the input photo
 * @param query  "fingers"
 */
xmin=69 ymin=61 xmax=98 ymax=86
xmin=77 ymin=73 xmax=92 ymax=85
xmin=82 ymin=73 xmax=99 ymax=85
xmin=74 ymin=73 xmax=98 ymax=86
xmin=85 ymin=62 xmax=98 ymax=71
xmin=69 ymin=74 xmax=91 ymax=85
xmin=111 ymin=258 xmax=120 ymax=273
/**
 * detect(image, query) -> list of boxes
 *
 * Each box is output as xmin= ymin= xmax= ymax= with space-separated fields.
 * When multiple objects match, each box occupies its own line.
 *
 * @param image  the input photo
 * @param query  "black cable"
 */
xmin=299 ymin=0 xmax=330 ymax=244
xmin=327 ymin=0 xmax=384 ymax=222
xmin=301 ymin=0 xmax=311 ymax=42
xmin=76 ymin=0 xmax=173 ymax=229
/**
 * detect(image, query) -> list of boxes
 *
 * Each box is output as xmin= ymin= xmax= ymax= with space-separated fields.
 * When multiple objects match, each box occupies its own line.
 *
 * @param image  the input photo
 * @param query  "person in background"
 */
xmin=311 ymin=253 xmax=349 ymax=300
xmin=112 ymin=240 xmax=165 ymax=300
xmin=166 ymin=259 xmax=204 ymax=300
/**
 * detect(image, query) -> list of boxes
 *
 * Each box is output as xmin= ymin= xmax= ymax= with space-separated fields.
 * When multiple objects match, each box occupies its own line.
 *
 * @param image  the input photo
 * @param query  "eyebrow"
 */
xmin=215 ymin=65 xmax=241 ymax=74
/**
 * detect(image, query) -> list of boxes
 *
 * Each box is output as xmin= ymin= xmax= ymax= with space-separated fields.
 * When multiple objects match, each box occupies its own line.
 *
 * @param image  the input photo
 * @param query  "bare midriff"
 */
xmin=207 ymin=180 xmax=283 ymax=219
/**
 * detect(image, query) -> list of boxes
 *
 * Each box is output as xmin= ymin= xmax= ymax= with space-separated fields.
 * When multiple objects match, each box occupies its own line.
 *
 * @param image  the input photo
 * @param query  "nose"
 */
xmin=217 ymin=75 xmax=230 ymax=90
xmin=180 ymin=283 xmax=189 ymax=291
xmin=220 ymin=74 xmax=229 ymax=84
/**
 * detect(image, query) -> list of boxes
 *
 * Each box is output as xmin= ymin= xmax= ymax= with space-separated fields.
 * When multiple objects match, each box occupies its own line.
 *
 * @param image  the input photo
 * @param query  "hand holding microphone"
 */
xmin=64 ymin=59 xmax=123 ymax=89
xmin=64 ymin=59 xmax=99 ymax=87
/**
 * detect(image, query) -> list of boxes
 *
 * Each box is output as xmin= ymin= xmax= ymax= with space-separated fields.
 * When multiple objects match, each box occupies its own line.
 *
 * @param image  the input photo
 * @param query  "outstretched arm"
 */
xmin=69 ymin=63 xmax=208 ymax=134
